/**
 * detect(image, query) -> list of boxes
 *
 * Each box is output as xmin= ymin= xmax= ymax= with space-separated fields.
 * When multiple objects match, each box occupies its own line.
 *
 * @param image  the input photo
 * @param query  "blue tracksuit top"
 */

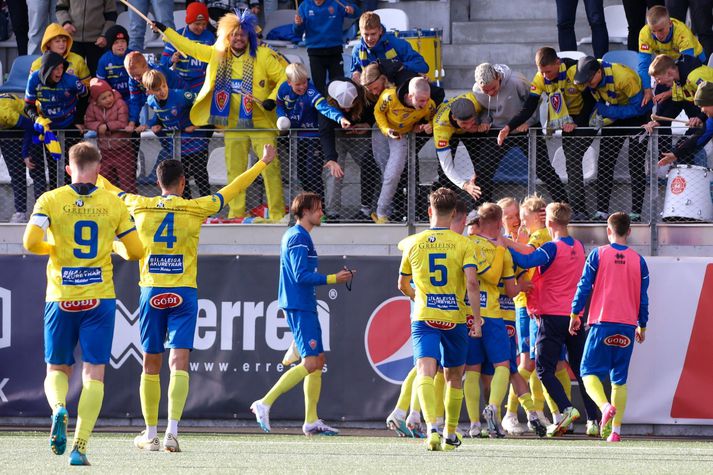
xmin=161 ymin=27 xmax=216 ymax=92
xmin=350 ymin=28 xmax=428 ymax=75
xmin=276 ymin=80 xmax=343 ymax=136
xmin=278 ymin=224 xmax=328 ymax=311
xmin=96 ymin=50 xmax=132 ymax=102
xmin=25 ymin=71 xmax=86 ymax=129
xmin=128 ymin=62 xmax=186 ymax=124
xmin=293 ymin=0 xmax=360 ymax=50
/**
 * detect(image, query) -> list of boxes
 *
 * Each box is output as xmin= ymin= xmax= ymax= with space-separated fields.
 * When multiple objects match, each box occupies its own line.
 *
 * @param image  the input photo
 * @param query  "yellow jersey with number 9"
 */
xmin=30 ymin=185 xmax=136 ymax=301
xmin=399 ymin=228 xmax=478 ymax=324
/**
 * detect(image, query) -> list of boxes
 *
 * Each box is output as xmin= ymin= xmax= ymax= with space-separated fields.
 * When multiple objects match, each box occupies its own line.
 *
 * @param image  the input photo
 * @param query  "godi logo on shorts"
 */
xmin=603 ymin=334 xmax=631 ymax=348
xmin=60 ymin=299 xmax=99 ymax=312
xmin=364 ymin=296 xmax=413 ymax=385
xmin=150 ymin=293 xmax=183 ymax=309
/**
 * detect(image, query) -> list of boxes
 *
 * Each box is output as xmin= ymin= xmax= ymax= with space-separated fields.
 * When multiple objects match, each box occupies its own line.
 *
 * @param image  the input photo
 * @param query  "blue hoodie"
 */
xmin=161 ymin=27 xmax=216 ymax=92
xmin=350 ymin=28 xmax=428 ymax=76
xmin=276 ymin=80 xmax=343 ymax=137
xmin=293 ymin=0 xmax=360 ymax=51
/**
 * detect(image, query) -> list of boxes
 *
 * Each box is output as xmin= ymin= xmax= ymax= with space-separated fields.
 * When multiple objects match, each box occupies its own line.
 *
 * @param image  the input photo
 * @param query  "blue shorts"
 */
xmin=581 ymin=323 xmax=636 ymax=385
xmin=530 ymin=317 xmax=568 ymax=361
xmin=411 ymin=320 xmax=468 ymax=368
xmin=44 ymin=299 xmax=116 ymax=365
xmin=139 ymin=287 xmax=198 ymax=354
xmin=285 ymin=309 xmax=324 ymax=357
xmin=482 ymin=324 xmax=518 ymax=375
xmin=466 ymin=317 xmax=511 ymax=366
xmin=516 ymin=306 xmax=530 ymax=355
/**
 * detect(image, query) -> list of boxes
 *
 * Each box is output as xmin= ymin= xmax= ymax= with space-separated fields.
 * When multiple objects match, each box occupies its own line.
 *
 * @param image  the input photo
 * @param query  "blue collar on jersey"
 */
xmin=611 ymin=242 xmax=629 ymax=250
xmin=652 ymin=24 xmax=674 ymax=44
xmin=430 ymin=227 xmax=449 ymax=230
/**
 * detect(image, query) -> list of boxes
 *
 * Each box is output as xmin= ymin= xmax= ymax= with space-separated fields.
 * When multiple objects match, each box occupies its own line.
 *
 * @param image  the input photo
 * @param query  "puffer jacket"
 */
xmin=84 ymin=90 xmax=130 ymax=150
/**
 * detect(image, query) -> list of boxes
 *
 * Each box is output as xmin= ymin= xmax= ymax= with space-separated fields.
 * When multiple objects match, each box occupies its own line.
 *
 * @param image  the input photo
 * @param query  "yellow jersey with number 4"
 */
xmin=399 ymin=228 xmax=479 ymax=324
xmin=30 ymin=185 xmax=136 ymax=301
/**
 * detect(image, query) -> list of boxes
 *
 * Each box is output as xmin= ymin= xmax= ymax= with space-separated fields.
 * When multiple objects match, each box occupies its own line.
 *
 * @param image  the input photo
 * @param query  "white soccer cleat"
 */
xmin=250 ymin=400 xmax=271 ymax=433
xmin=405 ymin=411 xmax=425 ymax=438
xmin=281 ymin=340 xmax=300 ymax=366
xmin=482 ymin=404 xmax=505 ymax=438
xmin=163 ymin=433 xmax=181 ymax=452
xmin=468 ymin=422 xmax=484 ymax=438
xmin=133 ymin=431 xmax=160 ymax=451
xmin=502 ymin=412 xmax=527 ymax=435
xmin=303 ymin=419 xmax=339 ymax=436
xmin=536 ymin=411 xmax=551 ymax=427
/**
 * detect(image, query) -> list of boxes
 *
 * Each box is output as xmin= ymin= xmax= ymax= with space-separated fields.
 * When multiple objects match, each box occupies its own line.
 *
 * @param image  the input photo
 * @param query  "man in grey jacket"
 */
xmin=55 ymin=0 xmax=117 ymax=74
xmin=467 ymin=63 xmax=567 ymax=205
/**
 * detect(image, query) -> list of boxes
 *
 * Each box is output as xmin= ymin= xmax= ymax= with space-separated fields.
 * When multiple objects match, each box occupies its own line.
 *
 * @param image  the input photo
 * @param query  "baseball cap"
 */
xmin=574 ymin=56 xmax=601 ymax=84
xmin=450 ymin=98 xmax=476 ymax=121
xmin=328 ymin=81 xmax=358 ymax=109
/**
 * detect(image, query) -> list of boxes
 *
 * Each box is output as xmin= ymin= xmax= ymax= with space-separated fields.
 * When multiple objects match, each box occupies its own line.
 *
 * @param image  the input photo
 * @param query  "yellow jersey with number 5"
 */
xmin=30 ymin=185 xmax=136 ymax=301
xmin=399 ymin=228 xmax=479 ymax=324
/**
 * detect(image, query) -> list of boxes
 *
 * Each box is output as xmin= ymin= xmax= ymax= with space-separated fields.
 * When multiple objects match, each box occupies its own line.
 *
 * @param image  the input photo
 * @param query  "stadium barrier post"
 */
xmin=649 ymin=128 xmax=659 ymax=256
xmin=527 ymin=128 xmax=537 ymax=196
xmin=407 ymin=132 xmax=416 ymax=231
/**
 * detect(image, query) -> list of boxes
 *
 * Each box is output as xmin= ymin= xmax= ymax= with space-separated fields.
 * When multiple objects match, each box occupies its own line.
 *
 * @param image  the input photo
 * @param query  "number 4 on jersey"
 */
xmin=154 ymin=213 xmax=177 ymax=248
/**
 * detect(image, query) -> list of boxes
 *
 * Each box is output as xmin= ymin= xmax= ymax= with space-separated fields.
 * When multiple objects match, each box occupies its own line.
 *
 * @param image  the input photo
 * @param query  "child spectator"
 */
xmin=30 ymin=23 xmax=90 ymax=88
xmin=84 ymin=78 xmax=136 ymax=193
xmin=275 ymin=63 xmax=349 ymax=206
xmin=293 ymin=0 xmax=360 ymax=94
xmin=143 ymin=70 xmax=210 ymax=199
xmin=97 ymin=25 xmax=132 ymax=103
xmin=161 ymin=3 xmax=216 ymax=93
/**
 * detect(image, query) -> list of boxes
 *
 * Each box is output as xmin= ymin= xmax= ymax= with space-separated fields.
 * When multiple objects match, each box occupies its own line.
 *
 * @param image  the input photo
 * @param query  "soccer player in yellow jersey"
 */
xmin=23 ymin=142 xmax=144 ymax=466
xmin=99 ymin=144 xmax=277 ymax=452
xmin=398 ymin=188 xmax=481 ymax=451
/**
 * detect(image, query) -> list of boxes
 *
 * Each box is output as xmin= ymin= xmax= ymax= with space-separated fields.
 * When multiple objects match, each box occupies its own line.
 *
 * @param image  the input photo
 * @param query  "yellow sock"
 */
xmin=44 ymin=370 xmax=69 ymax=409
xmin=434 ymin=372 xmax=445 ymax=420
xmin=518 ymin=392 xmax=536 ymax=413
xmin=611 ymin=383 xmax=627 ymax=429
xmin=303 ymin=370 xmax=322 ymax=424
xmin=556 ymin=367 xmax=572 ymax=401
xmin=168 ymin=370 xmax=189 ymax=422
xmin=140 ymin=373 xmax=161 ymax=427
xmin=529 ymin=371 xmax=545 ymax=412
xmin=416 ymin=375 xmax=436 ymax=425
xmin=74 ymin=380 xmax=104 ymax=453
xmin=582 ymin=375 xmax=609 ymax=409
xmin=489 ymin=366 xmax=509 ymax=407
xmin=262 ymin=365 xmax=309 ymax=406
xmin=543 ymin=385 xmax=559 ymax=414
xmin=463 ymin=371 xmax=481 ymax=423
xmin=506 ymin=384 xmax=519 ymax=413
xmin=410 ymin=377 xmax=421 ymax=413
xmin=397 ymin=367 xmax=417 ymax=413
xmin=444 ymin=386 xmax=464 ymax=434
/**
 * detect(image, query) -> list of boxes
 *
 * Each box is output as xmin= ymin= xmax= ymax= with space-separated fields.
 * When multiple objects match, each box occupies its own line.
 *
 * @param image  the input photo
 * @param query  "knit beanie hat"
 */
xmin=694 ymin=81 xmax=713 ymax=106
xmin=90 ymin=78 xmax=113 ymax=101
xmin=186 ymin=2 xmax=210 ymax=24
xmin=105 ymin=25 xmax=129 ymax=49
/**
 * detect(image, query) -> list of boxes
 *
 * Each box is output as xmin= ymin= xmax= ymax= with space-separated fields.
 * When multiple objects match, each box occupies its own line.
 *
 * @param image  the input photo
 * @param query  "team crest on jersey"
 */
xmin=149 ymin=292 xmax=183 ymax=309
xmin=640 ymin=43 xmax=649 ymax=50
xmin=309 ymin=339 xmax=317 ymax=349
xmin=428 ymin=235 xmax=436 ymax=242
xmin=550 ymin=92 xmax=563 ymax=113
xmin=157 ymin=201 xmax=165 ymax=208
xmin=75 ymin=199 xmax=84 ymax=207
xmin=215 ymin=90 xmax=229 ymax=112
xmin=328 ymin=6 xmax=334 ymax=14
xmin=506 ymin=324 xmax=516 ymax=338
xmin=60 ymin=299 xmax=99 ymax=312
xmin=171 ymin=107 xmax=178 ymax=116
xmin=604 ymin=334 xmax=631 ymax=347
xmin=530 ymin=84 xmax=537 ymax=91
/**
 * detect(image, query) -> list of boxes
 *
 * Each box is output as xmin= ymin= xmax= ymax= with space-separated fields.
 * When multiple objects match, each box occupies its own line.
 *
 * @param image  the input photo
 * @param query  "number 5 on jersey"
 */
xmin=429 ymin=253 xmax=447 ymax=286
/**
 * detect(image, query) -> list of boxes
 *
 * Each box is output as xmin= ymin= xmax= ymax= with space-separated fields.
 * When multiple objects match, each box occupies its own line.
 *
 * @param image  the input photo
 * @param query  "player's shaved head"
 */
xmin=68 ymin=141 xmax=102 ymax=171
xmin=608 ymin=211 xmax=631 ymax=237
xmin=477 ymin=202 xmax=502 ymax=225
xmin=547 ymin=202 xmax=572 ymax=226
xmin=535 ymin=47 xmax=559 ymax=67
xmin=157 ymin=159 xmax=185 ymax=188
xmin=429 ymin=187 xmax=457 ymax=217
xmin=409 ymin=77 xmax=430 ymax=95
xmin=291 ymin=192 xmax=322 ymax=219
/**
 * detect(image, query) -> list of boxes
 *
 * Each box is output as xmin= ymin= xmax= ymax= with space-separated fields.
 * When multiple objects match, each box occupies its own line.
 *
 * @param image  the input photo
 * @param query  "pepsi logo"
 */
xmin=604 ymin=334 xmax=631 ymax=348
xmin=364 ymin=296 xmax=413 ymax=385
xmin=506 ymin=324 xmax=516 ymax=338
xmin=60 ymin=299 xmax=99 ymax=312
xmin=149 ymin=293 xmax=183 ymax=309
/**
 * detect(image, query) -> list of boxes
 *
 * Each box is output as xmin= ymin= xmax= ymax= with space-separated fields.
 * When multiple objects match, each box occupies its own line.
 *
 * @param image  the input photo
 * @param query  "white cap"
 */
xmin=328 ymin=81 xmax=358 ymax=109
xmin=276 ymin=116 xmax=291 ymax=131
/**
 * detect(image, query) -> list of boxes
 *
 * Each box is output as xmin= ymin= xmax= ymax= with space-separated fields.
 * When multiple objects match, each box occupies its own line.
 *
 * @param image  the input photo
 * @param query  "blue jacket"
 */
xmin=293 ymin=0 xmax=360 ymax=50
xmin=278 ymin=224 xmax=328 ymax=311
xmin=146 ymin=89 xmax=207 ymax=154
xmin=96 ymin=50 xmax=132 ymax=102
xmin=128 ymin=62 xmax=186 ymax=124
xmin=25 ymin=70 xmax=86 ymax=129
xmin=350 ymin=28 xmax=428 ymax=75
xmin=161 ymin=27 xmax=216 ymax=92
xmin=276 ymin=80 xmax=343 ymax=136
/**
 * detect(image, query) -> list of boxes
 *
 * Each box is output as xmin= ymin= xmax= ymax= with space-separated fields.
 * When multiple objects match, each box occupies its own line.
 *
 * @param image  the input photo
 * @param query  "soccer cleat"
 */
xmin=250 ymin=400 xmax=271 ymax=433
xmin=405 ymin=411 xmax=425 ymax=438
xmin=133 ymin=431 xmax=160 ymax=451
xmin=607 ymin=432 xmax=621 ymax=443
xmin=502 ymin=412 xmax=527 ymax=435
xmin=68 ymin=449 xmax=90 ymax=466
xmin=527 ymin=413 xmax=547 ymax=438
xmin=547 ymin=407 xmax=580 ymax=437
xmin=163 ymin=433 xmax=181 ymax=452
xmin=482 ymin=404 xmax=505 ymax=438
xmin=467 ymin=422 xmax=482 ymax=438
xmin=441 ymin=432 xmax=463 ymax=451
xmin=600 ymin=403 xmax=617 ymax=440
xmin=281 ymin=340 xmax=300 ymax=366
xmin=303 ymin=419 xmax=339 ymax=436
xmin=536 ymin=411 xmax=551 ymax=427
xmin=586 ymin=420 xmax=600 ymax=437
xmin=426 ymin=431 xmax=442 ymax=451
xmin=386 ymin=410 xmax=412 ymax=438
xmin=49 ymin=405 xmax=68 ymax=455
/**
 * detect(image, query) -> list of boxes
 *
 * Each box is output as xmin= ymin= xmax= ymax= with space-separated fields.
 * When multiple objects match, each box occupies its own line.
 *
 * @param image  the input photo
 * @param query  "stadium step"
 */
xmin=452 ymin=19 xmax=591 ymax=45
xmin=467 ymin=0 xmax=619 ymax=20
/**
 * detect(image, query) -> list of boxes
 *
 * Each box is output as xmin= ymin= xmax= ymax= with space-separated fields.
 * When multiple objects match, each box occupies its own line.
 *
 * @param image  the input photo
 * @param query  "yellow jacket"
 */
xmin=0 ymin=95 xmax=26 ymax=129
xmin=374 ymin=87 xmax=436 ymax=136
xmin=163 ymin=28 xmax=286 ymax=129
xmin=30 ymin=23 xmax=90 ymax=86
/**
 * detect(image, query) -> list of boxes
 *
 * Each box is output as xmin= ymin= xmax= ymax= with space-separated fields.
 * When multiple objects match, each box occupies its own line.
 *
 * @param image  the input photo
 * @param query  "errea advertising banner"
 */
xmin=1 ymin=255 xmax=712 ymax=425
